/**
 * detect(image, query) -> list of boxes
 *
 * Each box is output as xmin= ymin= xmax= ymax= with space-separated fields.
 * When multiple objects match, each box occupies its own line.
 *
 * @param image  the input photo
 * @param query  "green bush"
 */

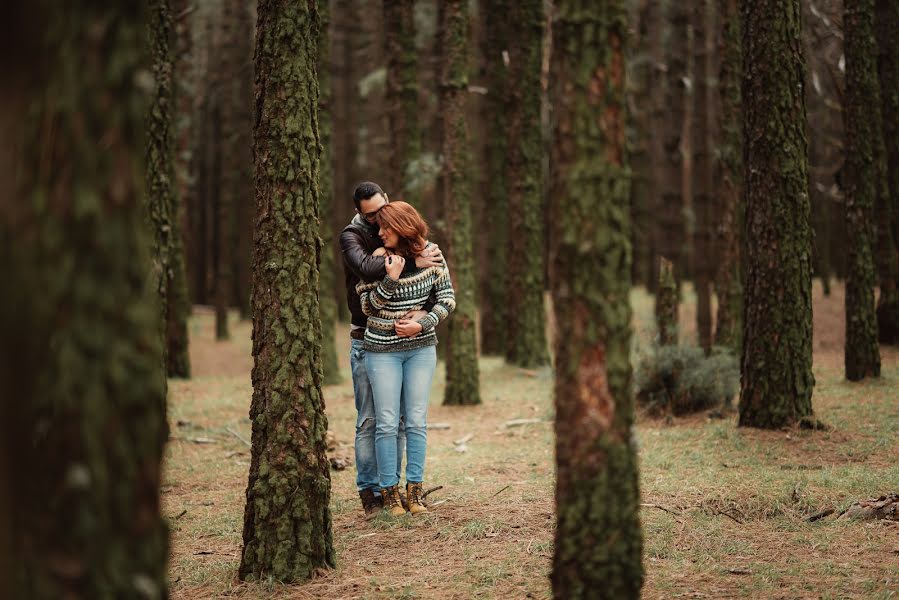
xmin=635 ymin=345 xmax=739 ymax=415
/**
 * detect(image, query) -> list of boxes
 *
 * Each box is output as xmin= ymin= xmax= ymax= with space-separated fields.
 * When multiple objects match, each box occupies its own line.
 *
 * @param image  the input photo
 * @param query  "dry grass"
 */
xmin=166 ymin=284 xmax=899 ymax=599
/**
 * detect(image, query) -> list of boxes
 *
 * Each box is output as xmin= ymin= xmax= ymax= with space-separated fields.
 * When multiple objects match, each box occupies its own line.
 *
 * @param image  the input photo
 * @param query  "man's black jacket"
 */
xmin=339 ymin=214 xmax=437 ymax=329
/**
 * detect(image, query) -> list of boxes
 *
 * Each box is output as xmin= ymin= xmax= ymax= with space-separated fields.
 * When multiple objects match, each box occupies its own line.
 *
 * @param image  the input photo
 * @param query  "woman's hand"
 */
xmin=395 ymin=319 xmax=423 ymax=338
xmin=385 ymin=254 xmax=405 ymax=280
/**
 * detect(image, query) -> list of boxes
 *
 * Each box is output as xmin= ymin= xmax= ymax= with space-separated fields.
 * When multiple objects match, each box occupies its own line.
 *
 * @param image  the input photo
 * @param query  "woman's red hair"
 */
xmin=375 ymin=201 xmax=429 ymax=258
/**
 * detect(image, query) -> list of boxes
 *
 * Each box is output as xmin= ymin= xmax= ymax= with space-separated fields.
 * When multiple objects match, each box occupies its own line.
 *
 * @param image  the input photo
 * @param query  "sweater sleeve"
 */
xmin=356 ymin=275 xmax=400 ymax=316
xmin=416 ymin=264 xmax=456 ymax=333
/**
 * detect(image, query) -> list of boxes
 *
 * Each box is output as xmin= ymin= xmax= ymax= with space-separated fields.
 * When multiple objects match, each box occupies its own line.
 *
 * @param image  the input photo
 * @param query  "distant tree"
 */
xmin=739 ymin=0 xmax=816 ymax=428
xmin=478 ymin=0 xmax=511 ymax=355
xmin=874 ymin=0 xmax=899 ymax=344
xmin=384 ymin=0 xmax=422 ymax=203
xmin=318 ymin=0 xmax=342 ymax=384
xmin=504 ymin=0 xmax=549 ymax=368
xmin=843 ymin=0 xmax=882 ymax=380
xmin=645 ymin=0 xmax=667 ymax=292
xmin=550 ymin=2 xmax=643 ymax=598
xmin=5 ymin=3 xmax=169 ymax=595
xmin=713 ymin=0 xmax=743 ymax=353
xmin=657 ymin=257 xmax=679 ymax=346
xmin=440 ymin=0 xmax=481 ymax=406
xmin=239 ymin=0 xmax=335 ymax=581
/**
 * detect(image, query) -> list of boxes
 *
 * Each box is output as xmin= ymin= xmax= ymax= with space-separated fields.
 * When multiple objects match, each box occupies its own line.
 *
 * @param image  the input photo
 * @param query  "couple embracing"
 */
xmin=339 ymin=182 xmax=456 ymax=519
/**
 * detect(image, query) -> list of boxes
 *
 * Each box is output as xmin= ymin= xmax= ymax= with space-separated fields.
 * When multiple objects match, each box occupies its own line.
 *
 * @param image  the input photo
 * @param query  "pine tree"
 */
xmin=440 ymin=0 xmax=481 ymax=406
xmin=478 ymin=0 xmax=511 ymax=356
xmin=384 ymin=0 xmax=422 ymax=203
xmin=318 ymin=0 xmax=342 ymax=385
xmin=713 ymin=0 xmax=743 ymax=353
xmin=504 ymin=0 xmax=549 ymax=368
xmin=844 ymin=0 xmax=882 ymax=380
xmin=739 ymin=0 xmax=815 ymax=428
xmin=874 ymin=0 xmax=899 ymax=344
xmin=239 ymin=0 xmax=335 ymax=581
xmin=6 ymin=3 xmax=169 ymax=595
xmin=550 ymin=2 xmax=643 ymax=597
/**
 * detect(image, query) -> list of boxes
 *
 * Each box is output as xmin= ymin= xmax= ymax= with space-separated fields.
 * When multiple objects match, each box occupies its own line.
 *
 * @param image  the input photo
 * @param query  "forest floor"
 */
xmin=165 ymin=282 xmax=898 ymax=599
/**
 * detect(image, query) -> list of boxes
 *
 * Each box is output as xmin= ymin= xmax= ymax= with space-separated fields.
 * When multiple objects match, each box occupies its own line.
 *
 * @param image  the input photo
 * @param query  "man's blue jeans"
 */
xmin=365 ymin=345 xmax=437 ymax=488
xmin=351 ymin=339 xmax=404 ymax=492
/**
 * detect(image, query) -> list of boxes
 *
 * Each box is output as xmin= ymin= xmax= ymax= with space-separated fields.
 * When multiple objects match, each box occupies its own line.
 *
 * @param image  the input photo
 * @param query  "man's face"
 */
xmin=358 ymin=193 xmax=388 ymax=224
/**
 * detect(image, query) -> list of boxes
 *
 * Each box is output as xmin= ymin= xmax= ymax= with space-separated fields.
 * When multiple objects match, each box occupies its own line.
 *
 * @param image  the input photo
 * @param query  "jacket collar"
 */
xmin=351 ymin=213 xmax=378 ymax=233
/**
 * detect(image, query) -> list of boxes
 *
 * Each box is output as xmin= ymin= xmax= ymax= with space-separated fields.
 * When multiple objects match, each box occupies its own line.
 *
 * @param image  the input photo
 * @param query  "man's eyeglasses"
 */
xmin=358 ymin=194 xmax=389 ymax=221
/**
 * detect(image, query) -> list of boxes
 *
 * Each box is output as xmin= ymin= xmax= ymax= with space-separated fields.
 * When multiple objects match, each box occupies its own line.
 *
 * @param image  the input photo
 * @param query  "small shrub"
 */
xmin=635 ymin=345 xmax=739 ymax=415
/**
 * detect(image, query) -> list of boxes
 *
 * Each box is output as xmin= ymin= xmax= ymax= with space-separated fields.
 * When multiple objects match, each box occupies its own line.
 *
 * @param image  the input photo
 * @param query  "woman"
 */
xmin=356 ymin=201 xmax=455 ymax=516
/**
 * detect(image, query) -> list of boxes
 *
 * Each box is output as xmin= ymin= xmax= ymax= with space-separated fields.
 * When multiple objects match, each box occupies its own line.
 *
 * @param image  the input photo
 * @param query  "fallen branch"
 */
xmin=421 ymin=485 xmax=443 ymax=500
xmin=640 ymin=503 xmax=682 ymax=517
xmin=225 ymin=427 xmax=251 ymax=448
xmin=453 ymin=433 xmax=474 ymax=446
xmin=805 ymin=508 xmax=835 ymax=523
xmin=715 ymin=509 xmax=744 ymax=525
xmin=492 ymin=485 xmax=511 ymax=498
xmin=504 ymin=418 xmax=543 ymax=428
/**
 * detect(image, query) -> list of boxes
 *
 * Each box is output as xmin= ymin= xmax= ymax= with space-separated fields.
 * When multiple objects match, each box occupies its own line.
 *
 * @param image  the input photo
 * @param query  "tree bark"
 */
xmin=657 ymin=257 xmax=679 ymax=346
xmin=440 ymin=0 xmax=481 ymax=406
xmin=713 ymin=0 xmax=743 ymax=353
xmin=239 ymin=0 xmax=335 ymax=581
xmin=874 ymin=0 xmax=899 ymax=344
xmin=843 ymin=0 xmax=882 ymax=379
xmin=5 ymin=3 xmax=169 ymax=595
xmin=504 ymin=0 xmax=550 ymax=368
xmin=550 ymin=3 xmax=643 ymax=598
xmin=739 ymin=0 xmax=816 ymax=428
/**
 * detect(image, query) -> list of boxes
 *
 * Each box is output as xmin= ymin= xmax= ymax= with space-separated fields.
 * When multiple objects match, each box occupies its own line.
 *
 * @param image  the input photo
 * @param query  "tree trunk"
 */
xmin=440 ymin=0 xmax=481 ymax=406
xmin=657 ymin=257 xmax=679 ymax=346
xmin=5 ymin=3 xmax=169 ymax=595
xmin=384 ymin=0 xmax=422 ymax=203
xmin=843 ymin=0 xmax=883 ymax=380
xmin=739 ymin=0 xmax=815 ymax=428
xmin=874 ymin=0 xmax=899 ymax=344
xmin=646 ymin=0 xmax=667 ymax=294
xmin=478 ymin=0 xmax=511 ymax=356
xmin=504 ymin=0 xmax=549 ymax=368
xmin=239 ymin=0 xmax=335 ymax=581
xmin=318 ymin=0 xmax=342 ymax=385
xmin=550 ymin=2 xmax=644 ymax=598
xmin=692 ymin=0 xmax=715 ymax=354
xmin=713 ymin=0 xmax=743 ymax=353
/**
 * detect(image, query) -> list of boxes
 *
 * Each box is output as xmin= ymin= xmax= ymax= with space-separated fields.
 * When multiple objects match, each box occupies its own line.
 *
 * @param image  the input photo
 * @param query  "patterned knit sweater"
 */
xmin=356 ymin=263 xmax=456 ymax=352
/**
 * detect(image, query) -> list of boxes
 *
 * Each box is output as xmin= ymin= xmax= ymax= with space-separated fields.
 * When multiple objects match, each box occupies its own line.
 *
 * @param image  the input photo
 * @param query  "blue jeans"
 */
xmin=351 ymin=339 xmax=404 ymax=492
xmin=366 ymin=345 xmax=437 ymax=488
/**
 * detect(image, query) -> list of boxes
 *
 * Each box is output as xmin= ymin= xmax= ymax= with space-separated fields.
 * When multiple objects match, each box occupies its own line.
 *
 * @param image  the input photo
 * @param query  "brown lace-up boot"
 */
xmin=381 ymin=485 xmax=407 ymax=516
xmin=406 ymin=482 xmax=428 ymax=515
xmin=359 ymin=488 xmax=383 ymax=521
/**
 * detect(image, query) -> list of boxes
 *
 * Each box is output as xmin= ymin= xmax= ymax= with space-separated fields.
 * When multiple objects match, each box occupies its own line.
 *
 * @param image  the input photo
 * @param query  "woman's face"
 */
xmin=379 ymin=226 xmax=400 ymax=249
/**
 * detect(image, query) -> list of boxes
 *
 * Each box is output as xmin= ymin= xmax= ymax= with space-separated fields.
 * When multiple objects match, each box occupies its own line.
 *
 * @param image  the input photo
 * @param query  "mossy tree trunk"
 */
xmin=504 ymin=0 xmax=549 ymax=368
xmin=549 ymin=2 xmax=643 ymax=597
xmin=384 ymin=0 xmax=421 ymax=203
xmin=738 ymin=0 xmax=815 ymax=428
xmin=5 ymin=3 xmax=169 ymax=596
xmin=440 ymin=0 xmax=481 ymax=406
xmin=478 ymin=0 xmax=511 ymax=356
xmin=713 ymin=0 xmax=743 ymax=354
xmin=874 ymin=0 xmax=899 ymax=344
xmin=844 ymin=0 xmax=883 ymax=380
xmin=239 ymin=0 xmax=335 ymax=581
xmin=318 ymin=0 xmax=342 ymax=385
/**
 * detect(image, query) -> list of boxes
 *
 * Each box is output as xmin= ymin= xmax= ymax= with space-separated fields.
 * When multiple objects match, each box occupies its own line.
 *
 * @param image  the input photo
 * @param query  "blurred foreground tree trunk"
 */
xmin=504 ymin=0 xmax=549 ymax=368
xmin=3 ymin=3 xmax=169 ymax=596
xmin=549 ymin=2 xmax=643 ymax=597
xmin=843 ymin=0 xmax=882 ymax=380
xmin=739 ymin=0 xmax=815 ymax=428
xmin=239 ymin=0 xmax=335 ymax=581
xmin=440 ymin=0 xmax=481 ymax=406
xmin=874 ymin=0 xmax=899 ymax=344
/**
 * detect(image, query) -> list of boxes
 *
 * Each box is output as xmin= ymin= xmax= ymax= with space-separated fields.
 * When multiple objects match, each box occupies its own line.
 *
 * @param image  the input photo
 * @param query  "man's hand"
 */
xmin=373 ymin=247 xmax=388 ymax=257
xmin=386 ymin=254 xmax=405 ymax=280
xmin=415 ymin=243 xmax=444 ymax=269
xmin=395 ymin=319 xmax=423 ymax=338
xmin=402 ymin=309 xmax=428 ymax=321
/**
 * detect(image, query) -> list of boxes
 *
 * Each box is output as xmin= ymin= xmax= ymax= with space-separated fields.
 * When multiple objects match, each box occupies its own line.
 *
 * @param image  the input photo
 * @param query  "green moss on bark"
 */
xmin=844 ymin=0 xmax=882 ymax=380
xmin=739 ymin=0 xmax=815 ymax=428
xmin=239 ymin=0 xmax=335 ymax=582
xmin=550 ymin=3 xmax=643 ymax=598
xmin=11 ymin=3 xmax=170 ymax=596
xmin=440 ymin=0 xmax=481 ymax=406
xmin=504 ymin=0 xmax=550 ymax=368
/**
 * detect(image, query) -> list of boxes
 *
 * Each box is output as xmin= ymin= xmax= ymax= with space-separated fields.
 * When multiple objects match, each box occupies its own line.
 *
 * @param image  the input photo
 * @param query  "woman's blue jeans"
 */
xmin=365 ymin=345 xmax=437 ymax=488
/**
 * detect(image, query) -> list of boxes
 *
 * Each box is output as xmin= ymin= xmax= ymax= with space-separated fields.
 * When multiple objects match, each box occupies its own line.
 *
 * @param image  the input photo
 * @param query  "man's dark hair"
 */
xmin=352 ymin=181 xmax=384 ymax=210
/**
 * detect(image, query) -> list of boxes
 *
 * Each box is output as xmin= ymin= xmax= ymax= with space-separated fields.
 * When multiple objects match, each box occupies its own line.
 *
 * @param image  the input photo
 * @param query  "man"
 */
xmin=339 ymin=181 xmax=443 ymax=519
